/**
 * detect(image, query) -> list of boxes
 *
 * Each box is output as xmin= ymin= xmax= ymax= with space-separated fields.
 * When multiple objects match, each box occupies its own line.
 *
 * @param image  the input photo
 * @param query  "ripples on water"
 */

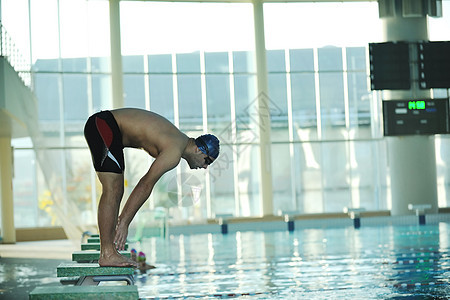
xmin=135 ymin=223 xmax=450 ymax=299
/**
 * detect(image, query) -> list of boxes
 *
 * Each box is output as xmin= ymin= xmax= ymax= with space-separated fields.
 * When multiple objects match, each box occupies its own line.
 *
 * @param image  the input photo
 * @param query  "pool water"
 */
xmin=135 ymin=223 xmax=450 ymax=299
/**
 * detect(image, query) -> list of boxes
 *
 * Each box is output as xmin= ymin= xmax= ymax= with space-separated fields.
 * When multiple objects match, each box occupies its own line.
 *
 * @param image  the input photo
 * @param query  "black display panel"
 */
xmin=418 ymin=41 xmax=450 ymax=89
xmin=369 ymin=42 xmax=410 ymax=90
xmin=383 ymin=99 xmax=449 ymax=136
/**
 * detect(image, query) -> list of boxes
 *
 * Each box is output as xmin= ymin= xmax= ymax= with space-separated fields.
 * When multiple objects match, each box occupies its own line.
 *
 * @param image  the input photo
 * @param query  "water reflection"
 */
xmin=137 ymin=223 xmax=450 ymax=299
xmin=0 ymin=258 xmax=61 ymax=299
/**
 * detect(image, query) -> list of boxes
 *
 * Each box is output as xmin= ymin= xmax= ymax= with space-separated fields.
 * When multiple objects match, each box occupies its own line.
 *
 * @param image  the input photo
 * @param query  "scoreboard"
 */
xmin=382 ymin=99 xmax=449 ymax=136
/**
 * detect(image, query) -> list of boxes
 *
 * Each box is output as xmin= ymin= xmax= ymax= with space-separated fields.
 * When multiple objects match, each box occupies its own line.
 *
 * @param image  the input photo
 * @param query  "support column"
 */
xmin=109 ymin=0 xmax=124 ymax=109
xmin=0 ymin=136 xmax=16 ymax=243
xmin=379 ymin=0 xmax=439 ymax=215
xmin=253 ymin=0 xmax=273 ymax=216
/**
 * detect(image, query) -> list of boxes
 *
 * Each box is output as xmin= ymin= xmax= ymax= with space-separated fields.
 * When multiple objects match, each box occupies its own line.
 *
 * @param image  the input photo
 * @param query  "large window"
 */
xmin=263 ymin=2 xmax=386 ymax=214
xmin=2 ymin=0 xmax=449 ymax=230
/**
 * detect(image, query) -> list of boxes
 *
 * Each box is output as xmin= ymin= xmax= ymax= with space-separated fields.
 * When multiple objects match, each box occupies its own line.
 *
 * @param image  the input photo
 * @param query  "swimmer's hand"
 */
xmin=114 ymin=217 xmax=128 ymax=251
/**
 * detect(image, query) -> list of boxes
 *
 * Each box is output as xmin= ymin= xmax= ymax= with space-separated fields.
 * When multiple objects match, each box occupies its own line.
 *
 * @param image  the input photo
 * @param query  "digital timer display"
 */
xmin=408 ymin=100 xmax=425 ymax=110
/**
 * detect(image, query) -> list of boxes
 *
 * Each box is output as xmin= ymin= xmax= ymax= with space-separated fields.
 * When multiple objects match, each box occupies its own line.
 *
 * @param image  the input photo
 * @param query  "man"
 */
xmin=84 ymin=108 xmax=220 ymax=267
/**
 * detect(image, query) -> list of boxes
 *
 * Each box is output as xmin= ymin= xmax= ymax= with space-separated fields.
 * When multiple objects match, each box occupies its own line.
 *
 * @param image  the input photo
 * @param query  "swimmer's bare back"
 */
xmin=110 ymin=108 xmax=189 ymax=158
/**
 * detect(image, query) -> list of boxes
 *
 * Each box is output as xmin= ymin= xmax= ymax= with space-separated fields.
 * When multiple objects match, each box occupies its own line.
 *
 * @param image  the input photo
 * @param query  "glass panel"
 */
xmin=346 ymin=47 xmax=371 ymax=138
xmin=149 ymin=75 xmax=174 ymax=121
xmin=92 ymin=74 xmax=112 ymax=112
xmin=123 ymin=55 xmax=145 ymax=73
xmin=294 ymin=142 xmax=323 ymax=213
xmin=291 ymin=73 xmax=317 ymax=139
xmin=148 ymin=54 xmax=172 ymax=74
xmin=63 ymin=74 xmax=88 ymax=147
xmin=206 ymin=74 xmax=231 ymax=132
xmin=177 ymin=53 xmax=202 ymax=131
xmin=351 ymin=141 xmax=378 ymax=211
xmin=271 ymin=143 xmax=294 ymax=214
xmin=205 ymin=73 xmax=234 ymax=216
xmin=346 ymin=47 xmax=366 ymax=71
xmin=318 ymin=72 xmax=345 ymax=139
xmin=65 ymin=149 xmax=96 ymax=226
xmin=13 ymin=149 xmax=38 ymax=228
xmin=267 ymin=49 xmax=285 ymax=73
xmin=62 ymin=57 xmax=87 ymax=73
xmin=236 ymin=145 xmax=261 ymax=217
xmin=347 ymin=71 xmax=371 ymax=136
xmin=205 ymin=52 xmax=229 ymax=73
xmin=34 ymin=73 xmax=61 ymax=121
xmin=36 ymin=149 xmax=65 ymax=227
xmin=124 ymin=74 xmax=146 ymax=109
xmin=209 ymin=143 xmax=235 ymax=216
xmin=321 ymin=142 xmax=351 ymax=213
xmin=91 ymin=57 xmax=110 ymax=73
xmin=289 ymin=49 xmax=314 ymax=72
xmin=233 ymin=51 xmax=256 ymax=73
xmin=178 ymin=74 xmax=202 ymax=131
xmin=268 ymin=73 xmax=288 ymax=142
xmin=34 ymin=59 xmax=59 ymax=72
xmin=318 ymin=47 xmax=343 ymax=72
xmin=234 ymin=74 xmax=257 ymax=143
xmin=63 ymin=74 xmax=88 ymax=121
xmin=176 ymin=53 xmax=201 ymax=73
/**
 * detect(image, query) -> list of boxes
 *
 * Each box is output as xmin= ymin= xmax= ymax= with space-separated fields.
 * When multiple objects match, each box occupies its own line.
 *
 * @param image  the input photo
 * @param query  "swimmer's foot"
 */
xmin=99 ymin=251 xmax=138 ymax=267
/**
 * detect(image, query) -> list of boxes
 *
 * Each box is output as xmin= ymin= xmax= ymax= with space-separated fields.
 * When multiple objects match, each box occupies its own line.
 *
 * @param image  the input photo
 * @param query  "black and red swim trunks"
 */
xmin=84 ymin=110 xmax=125 ymax=174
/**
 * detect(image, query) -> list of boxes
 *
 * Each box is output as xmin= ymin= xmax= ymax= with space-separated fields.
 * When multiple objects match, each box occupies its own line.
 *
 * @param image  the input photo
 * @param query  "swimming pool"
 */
xmin=134 ymin=223 xmax=450 ymax=299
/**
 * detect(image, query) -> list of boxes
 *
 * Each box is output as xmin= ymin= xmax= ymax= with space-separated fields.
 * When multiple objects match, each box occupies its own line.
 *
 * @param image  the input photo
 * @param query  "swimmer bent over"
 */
xmin=84 ymin=108 xmax=220 ymax=267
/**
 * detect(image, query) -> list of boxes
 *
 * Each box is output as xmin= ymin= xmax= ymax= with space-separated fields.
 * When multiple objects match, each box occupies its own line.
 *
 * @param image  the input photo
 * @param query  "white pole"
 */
xmin=109 ymin=0 xmax=124 ymax=109
xmin=380 ymin=7 xmax=438 ymax=215
xmin=253 ymin=0 xmax=273 ymax=216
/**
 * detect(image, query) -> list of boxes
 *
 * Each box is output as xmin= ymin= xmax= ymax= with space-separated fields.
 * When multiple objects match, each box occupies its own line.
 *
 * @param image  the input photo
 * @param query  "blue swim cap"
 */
xmin=195 ymin=134 xmax=220 ymax=159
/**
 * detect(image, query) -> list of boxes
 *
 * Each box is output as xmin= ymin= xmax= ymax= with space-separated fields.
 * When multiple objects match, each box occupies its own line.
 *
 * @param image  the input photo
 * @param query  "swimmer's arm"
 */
xmin=114 ymin=152 xmax=180 ymax=250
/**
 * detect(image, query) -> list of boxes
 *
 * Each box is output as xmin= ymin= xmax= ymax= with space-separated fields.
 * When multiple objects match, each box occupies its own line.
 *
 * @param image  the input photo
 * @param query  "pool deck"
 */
xmin=0 ymin=239 xmax=79 ymax=260
xmin=0 ymin=240 xmax=81 ymax=299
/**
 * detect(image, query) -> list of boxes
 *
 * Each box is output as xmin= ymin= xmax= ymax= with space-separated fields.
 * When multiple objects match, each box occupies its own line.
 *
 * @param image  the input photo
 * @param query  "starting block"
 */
xmin=215 ymin=213 xmax=233 ymax=234
xmin=57 ymin=263 xmax=135 ymax=286
xmin=72 ymin=250 xmax=131 ymax=263
xmin=87 ymin=237 xmax=100 ymax=243
xmin=343 ymin=207 xmax=366 ymax=229
xmin=81 ymin=243 xmax=128 ymax=251
xmin=408 ymin=204 xmax=432 ymax=225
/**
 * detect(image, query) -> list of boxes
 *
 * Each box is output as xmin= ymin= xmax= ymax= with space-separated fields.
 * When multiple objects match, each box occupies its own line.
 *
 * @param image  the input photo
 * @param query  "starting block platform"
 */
xmin=57 ymin=263 xmax=135 ymax=286
xmin=87 ymin=237 xmax=100 ymax=243
xmin=29 ymin=285 xmax=138 ymax=300
xmin=81 ymin=243 xmax=129 ymax=251
xmin=72 ymin=250 xmax=131 ymax=263
xmin=29 ymin=232 xmax=138 ymax=299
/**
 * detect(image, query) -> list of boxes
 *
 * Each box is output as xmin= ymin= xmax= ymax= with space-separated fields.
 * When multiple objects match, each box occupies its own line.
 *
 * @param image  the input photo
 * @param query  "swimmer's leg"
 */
xmin=97 ymin=171 xmax=137 ymax=267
